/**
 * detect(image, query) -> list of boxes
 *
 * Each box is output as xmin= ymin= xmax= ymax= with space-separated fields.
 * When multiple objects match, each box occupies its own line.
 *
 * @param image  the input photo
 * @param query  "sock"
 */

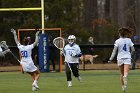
xmin=122 ymin=85 xmax=124 ymax=89
xmin=33 ymin=80 xmax=38 ymax=85
xmin=68 ymin=81 xmax=72 ymax=83
xmin=124 ymin=73 xmax=128 ymax=78
xmin=122 ymin=85 xmax=126 ymax=89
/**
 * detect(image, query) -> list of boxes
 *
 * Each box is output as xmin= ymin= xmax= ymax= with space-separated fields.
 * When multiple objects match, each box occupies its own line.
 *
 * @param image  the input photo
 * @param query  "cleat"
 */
xmin=51 ymin=70 xmax=56 ymax=72
xmin=77 ymin=76 xmax=82 ymax=82
xmin=68 ymin=81 xmax=72 ymax=87
xmin=32 ymin=86 xmax=38 ymax=91
xmin=32 ymin=83 xmax=40 ymax=90
xmin=122 ymin=85 xmax=126 ymax=92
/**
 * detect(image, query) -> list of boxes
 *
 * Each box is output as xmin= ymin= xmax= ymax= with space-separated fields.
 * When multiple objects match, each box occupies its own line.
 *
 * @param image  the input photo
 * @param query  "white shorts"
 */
xmin=21 ymin=61 xmax=37 ymax=72
xmin=117 ymin=58 xmax=131 ymax=66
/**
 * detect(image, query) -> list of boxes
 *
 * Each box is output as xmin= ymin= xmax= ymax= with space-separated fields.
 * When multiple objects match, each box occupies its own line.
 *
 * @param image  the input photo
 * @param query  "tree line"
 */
xmin=0 ymin=0 xmax=140 ymax=45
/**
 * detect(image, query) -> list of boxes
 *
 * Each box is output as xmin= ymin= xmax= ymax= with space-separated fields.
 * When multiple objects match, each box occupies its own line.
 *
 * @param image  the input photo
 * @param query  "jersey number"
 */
xmin=123 ymin=44 xmax=127 ymax=51
xmin=21 ymin=51 xmax=28 ymax=57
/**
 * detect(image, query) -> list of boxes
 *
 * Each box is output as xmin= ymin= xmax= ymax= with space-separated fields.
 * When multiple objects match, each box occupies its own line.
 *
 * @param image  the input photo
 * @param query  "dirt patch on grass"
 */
xmin=0 ymin=63 xmax=140 ymax=72
xmin=0 ymin=66 xmax=20 ymax=72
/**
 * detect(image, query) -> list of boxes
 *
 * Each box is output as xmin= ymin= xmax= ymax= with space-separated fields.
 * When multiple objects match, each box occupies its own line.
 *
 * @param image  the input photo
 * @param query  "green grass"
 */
xmin=0 ymin=70 xmax=140 ymax=93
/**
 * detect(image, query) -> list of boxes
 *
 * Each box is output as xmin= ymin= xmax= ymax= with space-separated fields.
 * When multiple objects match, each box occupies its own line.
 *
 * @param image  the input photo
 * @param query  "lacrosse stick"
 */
xmin=53 ymin=37 xmax=65 ymax=51
xmin=53 ymin=37 xmax=72 ymax=71
xmin=0 ymin=41 xmax=20 ymax=63
xmin=0 ymin=41 xmax=24 ymax=73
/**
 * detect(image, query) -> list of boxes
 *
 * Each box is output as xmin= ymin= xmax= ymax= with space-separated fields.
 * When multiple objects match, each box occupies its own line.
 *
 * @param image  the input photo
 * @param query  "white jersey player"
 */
xmin=114 ymin=38 xmax=133 ymax=64
xmin=11 ymin=28 xmax=40 ymax=91
xmin=17 ymin=43 xmax=37 ymax=72
xmin=62 ymin=35 xmax=82 ymax=87
xmin=108 ymin=27 xmax=135 ymax=92
xmin=64 ymin=43 xmax=81 ymax=63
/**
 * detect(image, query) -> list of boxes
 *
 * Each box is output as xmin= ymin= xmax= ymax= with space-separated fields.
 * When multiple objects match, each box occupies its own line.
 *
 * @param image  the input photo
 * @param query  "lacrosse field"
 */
xmin=0 ymin=70 xmax=139 ymax=93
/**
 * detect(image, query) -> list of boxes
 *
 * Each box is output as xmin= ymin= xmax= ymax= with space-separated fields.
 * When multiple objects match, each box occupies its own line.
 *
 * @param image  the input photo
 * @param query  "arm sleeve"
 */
xmin=13 ymin=32 xmax=19 ymax=45
xmin=76 ymin=46 xmax=82 ymax=57
xmin=109 ymin=46 xmax=117 ymax=61
xmin=131 ymin=46 xmax=135 ymax=55
xmin=33 ymin=31 xmax=40 ymax=47
xmin=130 ymin=39 xmax=135 ymax=55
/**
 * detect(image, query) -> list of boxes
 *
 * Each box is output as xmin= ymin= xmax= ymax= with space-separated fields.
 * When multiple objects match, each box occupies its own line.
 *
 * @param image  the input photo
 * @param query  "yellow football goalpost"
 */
xmin=0 ymin=0 xmax=63 ymax=72
xmin=0 ymin=0 xmax=45 ymax=33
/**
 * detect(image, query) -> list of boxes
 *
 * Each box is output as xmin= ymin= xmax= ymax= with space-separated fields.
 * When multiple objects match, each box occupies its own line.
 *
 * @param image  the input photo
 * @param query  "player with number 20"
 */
xmin=11 ymin=28 xmax=40 ymax=91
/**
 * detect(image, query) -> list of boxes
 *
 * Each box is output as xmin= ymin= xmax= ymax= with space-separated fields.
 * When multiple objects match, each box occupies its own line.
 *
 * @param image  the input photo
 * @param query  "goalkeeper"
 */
xmin=61 ymin=35 xmax=82 ymax=87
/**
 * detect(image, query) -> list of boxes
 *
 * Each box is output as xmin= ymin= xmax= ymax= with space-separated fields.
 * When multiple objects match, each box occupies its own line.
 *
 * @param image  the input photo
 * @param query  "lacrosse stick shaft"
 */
xmin=67 ymin=62 xmax=72 ymax=71
xmin=11 ymin=51 xmax=24 ymax=74
xmin=0 ymin=41 xmax=23 ymax=73
xmin=10 ymin=51 xmax=24 ymax=74
xmin=53 ymin=37 xmax=72 ymax=71
xmin=10 ymin=51 xmax=20 ymax=63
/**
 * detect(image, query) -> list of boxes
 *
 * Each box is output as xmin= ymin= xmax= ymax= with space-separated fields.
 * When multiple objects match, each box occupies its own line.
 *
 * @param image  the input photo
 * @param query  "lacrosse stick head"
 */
xmin=0 ymin=41 xmax=9 ymax=50
xmin=1 ymin=41 xmax=6 ymax=45
xmin=53 ymin=37 xmax=65 ymax=51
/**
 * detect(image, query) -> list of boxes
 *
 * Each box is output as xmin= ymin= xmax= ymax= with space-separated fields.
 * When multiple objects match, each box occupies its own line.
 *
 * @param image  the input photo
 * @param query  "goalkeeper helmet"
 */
xmin=68 ymin=35 xmax=76 ymax=46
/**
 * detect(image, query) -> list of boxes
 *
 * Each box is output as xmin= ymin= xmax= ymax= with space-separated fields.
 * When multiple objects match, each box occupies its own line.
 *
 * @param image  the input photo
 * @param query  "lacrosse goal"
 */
xmin=17 ymin=28 xmax=63 ymax=72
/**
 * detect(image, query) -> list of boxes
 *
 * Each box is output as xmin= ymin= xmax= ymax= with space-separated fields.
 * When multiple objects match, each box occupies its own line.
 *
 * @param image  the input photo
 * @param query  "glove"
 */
xmin=35 ymin=31 xmax=40 ymax=36
xmin=71 ymin=52 xmax=77 ymax=57
xmin=75 ymin=53 xmax=82 ymax=57
xmin=11 ymin=28 xmax=16 ymax=35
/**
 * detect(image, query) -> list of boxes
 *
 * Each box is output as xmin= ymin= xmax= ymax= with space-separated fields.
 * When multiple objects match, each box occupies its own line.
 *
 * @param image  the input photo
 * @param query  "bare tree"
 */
xmin=83 ymin=0 xmax=97 ymax=33
xmin=110 ymin=0 xmax=118 ymax=24
xmin=97 ymin=0 xmax=105 ymax=18
xmin=135 ymin=0 xmax=140 ymax=38
xmin=117 ymin=0 xmax=127 ymax=27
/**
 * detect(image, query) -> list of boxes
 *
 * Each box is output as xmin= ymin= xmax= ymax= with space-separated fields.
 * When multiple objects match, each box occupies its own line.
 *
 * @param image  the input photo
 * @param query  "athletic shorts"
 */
xmin=117 ymin=58 xmax=131 ymax=66
xmin=21 ymin=61 xmax=37 ymax=72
